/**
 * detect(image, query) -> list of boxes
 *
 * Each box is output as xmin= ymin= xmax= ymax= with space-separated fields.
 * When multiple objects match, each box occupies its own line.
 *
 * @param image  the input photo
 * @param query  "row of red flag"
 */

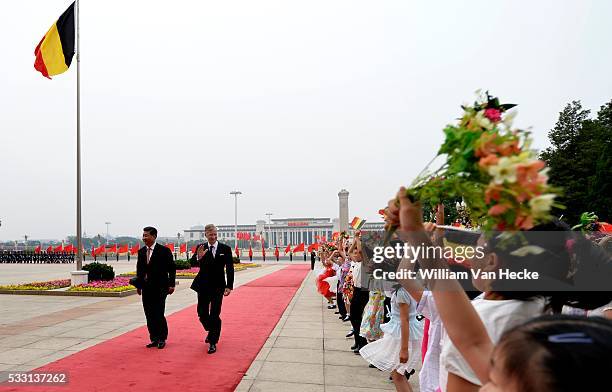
xmin=34 ymin=240 xmax=330 ymax=257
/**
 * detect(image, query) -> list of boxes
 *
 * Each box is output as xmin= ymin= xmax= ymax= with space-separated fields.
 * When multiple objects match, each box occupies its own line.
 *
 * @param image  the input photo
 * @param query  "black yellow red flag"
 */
xmin=34 ymin=2 xmax=75 ymax=79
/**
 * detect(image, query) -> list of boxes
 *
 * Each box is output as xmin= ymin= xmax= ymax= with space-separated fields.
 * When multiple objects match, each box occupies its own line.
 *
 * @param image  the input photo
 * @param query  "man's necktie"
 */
xmin=210 ymin=245 xmax=215 ymax=258
xmin=147 ymin=247 xmax=152 ymax=264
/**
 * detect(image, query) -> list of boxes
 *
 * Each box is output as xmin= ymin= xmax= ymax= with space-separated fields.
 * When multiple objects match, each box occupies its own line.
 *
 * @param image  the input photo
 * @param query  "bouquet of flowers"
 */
xmin=405 ymin=91 xmax=561 ymax=232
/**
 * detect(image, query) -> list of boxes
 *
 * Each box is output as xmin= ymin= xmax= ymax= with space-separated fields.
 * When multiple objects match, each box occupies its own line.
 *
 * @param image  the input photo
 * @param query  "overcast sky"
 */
xmin=1 ymin=0 xmax=611 ymax=241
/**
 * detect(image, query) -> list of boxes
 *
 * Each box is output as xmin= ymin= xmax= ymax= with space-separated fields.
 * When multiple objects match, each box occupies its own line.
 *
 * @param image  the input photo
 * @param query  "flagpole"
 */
xmin=75 ymin=0 xmax=83 ymax=271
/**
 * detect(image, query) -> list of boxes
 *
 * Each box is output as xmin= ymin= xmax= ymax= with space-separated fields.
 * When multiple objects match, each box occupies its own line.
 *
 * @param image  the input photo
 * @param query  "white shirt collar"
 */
xmin=208 ymin=241 xmax=218 ymax=249
xmin=148 ymin=242 xmax=157 ymax=250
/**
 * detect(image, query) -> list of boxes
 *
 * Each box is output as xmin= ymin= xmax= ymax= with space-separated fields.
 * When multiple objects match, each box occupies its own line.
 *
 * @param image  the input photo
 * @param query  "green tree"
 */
xmin=540 ymin=100 xmax=612 ymax=223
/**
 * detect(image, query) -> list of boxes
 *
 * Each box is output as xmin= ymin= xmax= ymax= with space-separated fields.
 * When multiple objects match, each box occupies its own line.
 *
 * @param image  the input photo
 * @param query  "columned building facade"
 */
xmin=184 ymin=218 xmax=384 ymax=249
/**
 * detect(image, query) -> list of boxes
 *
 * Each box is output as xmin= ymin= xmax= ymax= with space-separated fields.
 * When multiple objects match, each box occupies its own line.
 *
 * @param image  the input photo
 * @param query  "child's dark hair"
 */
xmin=485 ymin=218 xmax=612 ymax=310
xmin=495 ymin=315 xmax=612 ymax=392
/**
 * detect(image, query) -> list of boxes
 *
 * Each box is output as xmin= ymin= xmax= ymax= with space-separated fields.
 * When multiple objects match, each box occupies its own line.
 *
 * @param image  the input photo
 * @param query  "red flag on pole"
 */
xmin=54 ymin=244 xmax=63 ymax=253
xmin=107 ymin=244 xmax=117 ymax=253
xmin=34 ymin=245 xmax=41 ymax=253
xmin=118 ymin=244 xmax=129 ymax=254
xmin=131 ymin=244 xmax=140 ymax=255
xmin=234 ymin=244 xmax=240 ymax=257
xmin=274 ymin=247 xmax=279 ymax=258
xmin=180 ymin=243 xmax=187 ymax=254
xmin=308 ymin=243 xmax=319 ymax=252
xmin=293 ymin=243 xmax=304 ymax=253
xmin=191 ymin=245 xmax=197 ymax=254
xmin=248 ymin=245 xmax=253 ymax=258
xmin=284 ymin=244 xmax=291 ymax=255
xmin=46 ymin=246 xmax=53 ymax=253
xmin=166 ymin=243 xmax=175 ymax=252
xmin=93 ymin=245 xmax=101 ymax=255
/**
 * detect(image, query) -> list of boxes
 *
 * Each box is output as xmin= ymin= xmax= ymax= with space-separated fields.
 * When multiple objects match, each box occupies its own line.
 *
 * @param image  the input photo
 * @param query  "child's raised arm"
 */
xmin=390 ymin=188 xmax=494 ymax=384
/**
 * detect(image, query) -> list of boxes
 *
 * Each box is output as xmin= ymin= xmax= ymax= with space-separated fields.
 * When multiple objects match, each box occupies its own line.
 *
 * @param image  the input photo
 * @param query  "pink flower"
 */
xmin=484 ymin=108 xmax=502 ymax=122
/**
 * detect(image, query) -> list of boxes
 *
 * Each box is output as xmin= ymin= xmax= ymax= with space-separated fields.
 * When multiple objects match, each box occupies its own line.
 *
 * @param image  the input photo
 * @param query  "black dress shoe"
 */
xmin=146 ymin=341 xmax=158 ymax=348
xmin=353 ymin=347 xmax=361 ymax=354
xmin=346 ymin=330 xmax=355 ymax=338
xmin=350 ymin=344 xmax=358 ymax=350
xmin=334 ymin=311 xmax=340 ymax=314
xmin=157 ymin=341 xmax=166 ymax=349
xmin=207 ymin=343 xmax=217 ymax=354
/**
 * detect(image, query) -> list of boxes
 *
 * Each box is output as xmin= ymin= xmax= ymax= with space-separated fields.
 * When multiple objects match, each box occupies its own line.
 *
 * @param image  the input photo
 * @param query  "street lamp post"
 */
xmin=24 ymin=235 xmax=28 ymax=252
xmin=229 ymin=191 xmax=242 ymax=254
xmin=177 ymin=232 xmax=181 ymax=260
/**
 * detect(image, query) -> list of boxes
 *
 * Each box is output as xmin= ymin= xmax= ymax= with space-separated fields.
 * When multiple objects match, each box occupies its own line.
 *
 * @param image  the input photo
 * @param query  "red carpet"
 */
xmin=0 ymin=265 xmax=310 ymax=392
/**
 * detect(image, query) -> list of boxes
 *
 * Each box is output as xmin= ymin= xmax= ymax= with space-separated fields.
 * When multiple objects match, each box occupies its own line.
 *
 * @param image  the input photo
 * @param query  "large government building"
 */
xmin=183 ymin=190 xmax=384 ymax=249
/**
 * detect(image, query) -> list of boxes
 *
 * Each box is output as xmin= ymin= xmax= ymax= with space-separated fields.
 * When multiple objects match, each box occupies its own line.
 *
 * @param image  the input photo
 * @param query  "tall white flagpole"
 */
xmin=75 ymin=0 xmax=83 ymax=271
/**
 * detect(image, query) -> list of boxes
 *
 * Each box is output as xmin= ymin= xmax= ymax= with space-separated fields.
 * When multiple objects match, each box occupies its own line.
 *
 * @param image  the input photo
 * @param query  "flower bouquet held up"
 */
xmin=393 ymin=91 xmax=562 ymax=236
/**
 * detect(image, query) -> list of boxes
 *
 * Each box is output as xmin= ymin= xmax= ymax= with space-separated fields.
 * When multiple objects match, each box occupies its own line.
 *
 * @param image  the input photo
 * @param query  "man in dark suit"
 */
xmin=136 ymin=226 xmax=176 ymax=349
xmin=190 ymin=224 xmax=234 ymax=354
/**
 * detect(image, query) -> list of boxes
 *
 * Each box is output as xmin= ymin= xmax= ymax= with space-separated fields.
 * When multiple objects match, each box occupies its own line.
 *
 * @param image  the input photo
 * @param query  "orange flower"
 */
xmin=515 ymin=214 xmax=534 ymax=230
xmin=485 ymin=184 xmax=503 ymax=204
xmin=516 ymin=160 xmax=546 ymax=195
xmin=497 ymin=140 xmax=521 ymax=157
xmin=516 ymin=160 xmax=545 ymax=183
xmin=488 ymin=204 xmax=511 ymax=216
xmin=479 ymin=154 xmax=499 ymax=168
xmin=475 ymin=132 xmax=499 ymax=158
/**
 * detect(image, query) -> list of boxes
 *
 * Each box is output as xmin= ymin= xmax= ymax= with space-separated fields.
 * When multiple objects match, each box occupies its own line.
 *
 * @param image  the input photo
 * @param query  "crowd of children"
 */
xmin=314 ymin=201 xmax=612 ymax=392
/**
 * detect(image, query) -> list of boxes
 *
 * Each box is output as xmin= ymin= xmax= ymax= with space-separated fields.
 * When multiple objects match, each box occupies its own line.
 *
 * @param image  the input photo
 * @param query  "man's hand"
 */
xmin=223 ymin=288 xmax=232 ymax=296
xmin=168 ymin=287 xmax=175 ymax=295
xmin=137 ymin=288 xmax=142 ymax=296
xmin=197 ymin=246 xmax=208 ymax=260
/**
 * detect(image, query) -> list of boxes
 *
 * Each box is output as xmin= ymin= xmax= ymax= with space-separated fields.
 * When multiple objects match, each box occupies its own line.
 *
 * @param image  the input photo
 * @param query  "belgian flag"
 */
xmin=34 ymin=2 xmax=75 ymax=79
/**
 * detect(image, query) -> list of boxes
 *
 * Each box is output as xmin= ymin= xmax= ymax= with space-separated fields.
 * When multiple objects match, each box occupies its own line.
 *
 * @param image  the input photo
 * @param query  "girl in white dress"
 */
xmin=360 ymin=285 xmax=423 ymax=391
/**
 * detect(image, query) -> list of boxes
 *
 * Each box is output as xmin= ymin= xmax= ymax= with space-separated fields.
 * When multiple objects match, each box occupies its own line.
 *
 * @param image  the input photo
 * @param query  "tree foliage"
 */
xmin=540 ymin=100 xmax=612 ymax=223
